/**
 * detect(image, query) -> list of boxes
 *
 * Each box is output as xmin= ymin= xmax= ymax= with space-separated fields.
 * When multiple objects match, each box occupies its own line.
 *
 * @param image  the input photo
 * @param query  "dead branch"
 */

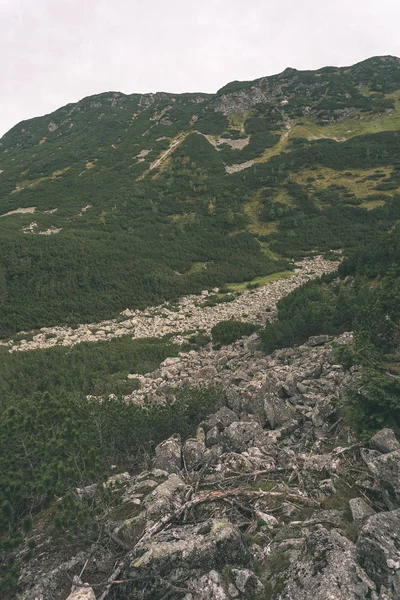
xmin=139 ymin=487 xmax=319 ymax=545
xmin=332 ymin=442 xmax=364 ymax=456
xmin=97 ymin=562 xmax=123 ymax=600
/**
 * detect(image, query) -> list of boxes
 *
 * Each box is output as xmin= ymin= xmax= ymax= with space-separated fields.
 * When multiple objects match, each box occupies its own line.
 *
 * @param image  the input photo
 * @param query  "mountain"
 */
xmin=1 ymin=56 xmax=400 ymax=336
xmin=2 ymin=56 xmax=400 ymax=599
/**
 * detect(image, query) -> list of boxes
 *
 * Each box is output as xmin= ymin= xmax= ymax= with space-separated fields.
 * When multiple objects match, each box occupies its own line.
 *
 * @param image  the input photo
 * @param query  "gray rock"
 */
xmin=280 ymin=526 xmax=377 ymax=599
xmin=357 ymin=509 xmax=400 ymax=595
xmin=206 ymin=426 xmax=220 ymax=447
xmin=154 ymin=434 xmax=182 ymax=473
xmin=183 ymin=429 xmax=206 ymax=470
xmin=370 ymin=428 xmax=400 ymax=454
xmin=349 ymin=498 xmax=375 ymax=525
xmin=143 ymin=473 xmax=188 ymax=521
xmin=127 ymin=520 xmax=250 ymax=592
xmin=66 ymin=585 xmax=96 ymax=600
xmin=306 ymin=335 xmax=333 ymax=346
xmin=207 ymin=406 xmax=239 ymax=430
xmin=231 ymin=568 xmax=264 ymax=596
xmin=223 ymin=421 xmax=264 ymax=453
xmin=363 ymin=449 xmax=400 ymax=507
xmin=264 ymin=392 xmax=295 ymax=429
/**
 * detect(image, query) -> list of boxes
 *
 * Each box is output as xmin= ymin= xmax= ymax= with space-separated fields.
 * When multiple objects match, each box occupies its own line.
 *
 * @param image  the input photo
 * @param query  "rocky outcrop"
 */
xmin=370 ymin=428 xmax=400 ymax=454
xmin=357 ymin=510 xmax=400 ymax=597
xmin=362 ymin=448 xmax=400 ymax=508
xmin=279 ymin=526 xmax=378 ymax=599
xmin=154 ymin=436 xmax=182 ymax=474
xmin=126 ymin=520 xmax=250 ymax=599
xmin=14 ymin=334 xmax=400 ymax=600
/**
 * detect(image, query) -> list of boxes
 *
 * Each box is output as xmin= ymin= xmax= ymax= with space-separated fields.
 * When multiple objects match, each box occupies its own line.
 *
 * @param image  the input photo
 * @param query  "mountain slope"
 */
xmin=1 ymin=56 xmax=400 ymax=335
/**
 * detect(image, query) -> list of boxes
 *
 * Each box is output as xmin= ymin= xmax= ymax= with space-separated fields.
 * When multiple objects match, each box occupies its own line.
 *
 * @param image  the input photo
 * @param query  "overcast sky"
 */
xmin=1 ymin=0 xmax=400 ymax=137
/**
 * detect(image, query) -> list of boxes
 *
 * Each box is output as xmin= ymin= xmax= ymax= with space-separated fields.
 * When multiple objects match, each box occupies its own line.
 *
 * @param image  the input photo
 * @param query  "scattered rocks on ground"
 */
xmin=5 ymin=255 xmax=337 ymax=353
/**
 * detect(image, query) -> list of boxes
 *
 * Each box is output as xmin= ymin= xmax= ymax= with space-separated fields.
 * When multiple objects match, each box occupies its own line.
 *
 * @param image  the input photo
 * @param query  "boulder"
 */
xmin=143 ymin=473 xmax=188 ymax=521
xmin=206 ymin=406 xmax=239 ymax=430
xmin=280 ymin=526 xmax=377 ymax=599
xmin=231 ymin=568 xmax=264 ymax=597
xmin=154 ymin=435 xmax=182 ymax=473
xmin=127 ymin=520 xmax=250 ymax=596
xmin=349 ymin=498 xmax=375 ymax=525
xmin=223 ymin=421 xmax=264 ymax=453
xmin=264 ymin=392 xmax=295 ymax=429
xmin=363 ymin=449 xmax=400 ymax=507
xmin=357 ymin=509 xmax=400 ymax=595
xmin=66 ymin=586 xmax=96 ymax=600
xmin=183 ymin=428 xmax=206 ymax=470
xmin=370 ymin=428 xmax=400 ymax=454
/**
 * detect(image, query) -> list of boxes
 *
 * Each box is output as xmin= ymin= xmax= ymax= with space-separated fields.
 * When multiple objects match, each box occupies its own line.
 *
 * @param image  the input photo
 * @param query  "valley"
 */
xmin=1 ymin=55 xmax=400 ymax=599
xmin=6 ymin=255 xmax=336 ymax=353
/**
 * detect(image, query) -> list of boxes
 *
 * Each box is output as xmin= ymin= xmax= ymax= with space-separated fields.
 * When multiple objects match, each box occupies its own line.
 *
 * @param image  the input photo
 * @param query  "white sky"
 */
xmin=1 ymin=0 xmax=400 ymax=137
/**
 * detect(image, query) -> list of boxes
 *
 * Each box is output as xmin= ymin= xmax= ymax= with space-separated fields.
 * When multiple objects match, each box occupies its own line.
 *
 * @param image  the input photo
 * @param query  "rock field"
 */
xmin=5 ymin=255 xmax=337 ymax=353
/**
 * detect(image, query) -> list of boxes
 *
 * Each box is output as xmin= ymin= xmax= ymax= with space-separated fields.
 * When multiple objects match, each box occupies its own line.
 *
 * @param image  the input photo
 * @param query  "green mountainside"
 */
xmin=1 ymin=55 xmax=400 ymax=336
xmin=3 ymin=56 xmax=400 ymax=596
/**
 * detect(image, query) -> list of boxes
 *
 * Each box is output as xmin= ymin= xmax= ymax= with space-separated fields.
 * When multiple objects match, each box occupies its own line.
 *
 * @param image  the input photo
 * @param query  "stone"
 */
xmin=183 ymin=430 xmax=206 ymax=471
xmin=66 ymin=585 xmax=96 ymax=600
xmin=143 ymin=473 xmax=188 ymax=521
xmin=306 ymin=335 xmax=333 ymax=346
xmin=207 ymin=406 xmax=238 ymax=430
xmin=370 ymin=428 xmax=400 ymax=454
xmin=357 ymin=509 xmax=400 ymax=595
xmin=127 ymin=520 xmax=250 ymax=590
xmin=231 ymin=568 xmax=264 ymax=596
xmin=153 ymin=435 xmax=182 ymax=473
xmin=349 ymin=498 xmax=375 ymax=525
xmin=223 ymin=421 xmax=264 ymax=453
xmin=280 ymin=526 xmax=377 ymax=599
xmin=363 ymin=449 xmax=400 ymax=507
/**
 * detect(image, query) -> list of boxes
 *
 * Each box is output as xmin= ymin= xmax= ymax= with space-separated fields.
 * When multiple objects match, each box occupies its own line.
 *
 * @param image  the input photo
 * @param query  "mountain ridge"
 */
xmin=0 ymin=55 xmax=400 ymax=337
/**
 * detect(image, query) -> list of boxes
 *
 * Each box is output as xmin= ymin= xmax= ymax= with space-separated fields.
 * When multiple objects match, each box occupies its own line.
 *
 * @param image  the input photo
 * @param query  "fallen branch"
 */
xmin=97 ymin=562 xmax=123 ymax=600
xmin=139 ymin=487 xmax=319 ymax=545
xmin=332 ymin=442 xmax=364 ymax=456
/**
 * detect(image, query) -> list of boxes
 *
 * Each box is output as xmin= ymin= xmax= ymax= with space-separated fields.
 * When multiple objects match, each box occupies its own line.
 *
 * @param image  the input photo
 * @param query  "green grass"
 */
xmin=227 ymin=270 xmax=294 ymax=291
xmin=244 ymin=192 xmax=279 ymax=235
xmin=290 ymin=92 xmax=400 ymax=142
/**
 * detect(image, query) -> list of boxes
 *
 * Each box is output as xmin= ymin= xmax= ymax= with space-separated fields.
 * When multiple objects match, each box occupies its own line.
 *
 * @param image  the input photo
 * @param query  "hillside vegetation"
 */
xmin=2 ymin=56 xmax=400 ymax=597
xmin=1 ymin=56 xmax=400 ymax=335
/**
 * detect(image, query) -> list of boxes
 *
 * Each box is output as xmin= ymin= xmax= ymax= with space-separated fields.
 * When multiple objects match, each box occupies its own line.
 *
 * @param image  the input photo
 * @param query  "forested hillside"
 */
xmin=2 ymin=56 xmax=400 ymax=598
xmin=1 ymin=56 xmax=400 ymax=336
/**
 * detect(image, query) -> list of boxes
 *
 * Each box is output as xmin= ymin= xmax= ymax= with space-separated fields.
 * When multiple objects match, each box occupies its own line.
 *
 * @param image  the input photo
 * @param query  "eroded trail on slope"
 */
xmin=3 ymin=255 xmax=338 ymax=353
